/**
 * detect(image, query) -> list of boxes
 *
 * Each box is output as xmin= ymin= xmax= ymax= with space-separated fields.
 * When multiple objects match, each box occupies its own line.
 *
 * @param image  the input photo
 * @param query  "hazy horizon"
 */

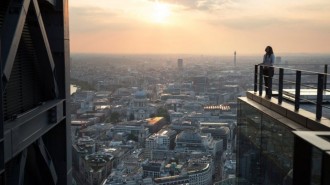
xmin=71 ymin=52 xmax=330 ymax=58
xmin=70 ymin=0 xmax=330 ymax=55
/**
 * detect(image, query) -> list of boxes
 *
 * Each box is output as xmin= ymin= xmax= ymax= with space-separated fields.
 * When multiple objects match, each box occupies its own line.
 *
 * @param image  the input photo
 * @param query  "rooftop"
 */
xmin=145 ymin=117 xmax=164 ymax=125
xmin=253 ymin=65 xmax=330 ymax=121
xmin=187 ymin=163 xmax=209 ymax=175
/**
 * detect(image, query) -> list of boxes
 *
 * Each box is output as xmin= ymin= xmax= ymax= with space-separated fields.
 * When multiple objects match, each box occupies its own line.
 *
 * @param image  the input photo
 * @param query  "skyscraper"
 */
xmin=234 ymin=51 xmax=237 ymax=67
xmin=177 ymin=58 xmax=183 ymax=71
xmin=1 ymin=0 xmax=71 ymax=184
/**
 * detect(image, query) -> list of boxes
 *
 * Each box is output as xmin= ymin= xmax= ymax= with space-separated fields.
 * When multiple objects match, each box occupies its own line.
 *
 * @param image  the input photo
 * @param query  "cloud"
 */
xmin=151 ymin=0 xmax=236 ymax=11
xmin=288 ymin=2 xmax=330 ymax=12
xmin=70 ymin=7 xmax=131 ymax=33
xmin=208 ymin=16 xmax=308 ymax=30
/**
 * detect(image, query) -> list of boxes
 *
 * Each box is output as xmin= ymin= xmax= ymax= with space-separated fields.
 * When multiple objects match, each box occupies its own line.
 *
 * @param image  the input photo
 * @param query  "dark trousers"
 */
xmin=263 ymin=67 xmax=274 ymax=97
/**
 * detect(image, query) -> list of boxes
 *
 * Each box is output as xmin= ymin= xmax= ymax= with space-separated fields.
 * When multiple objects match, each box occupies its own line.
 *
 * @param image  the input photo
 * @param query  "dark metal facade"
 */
xmin=0 ymin=0 xmax=71 ymax=184
xmin=292 ymin=131 xmax=330 ymax=185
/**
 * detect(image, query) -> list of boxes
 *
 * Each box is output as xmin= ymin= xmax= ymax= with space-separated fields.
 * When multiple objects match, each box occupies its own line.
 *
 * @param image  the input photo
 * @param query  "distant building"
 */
xmin=145 ymin=129 xmax=177 ymax=159
xmin=178 ymin=59 xmax=183 ymax=71
xmin=71 ymin=119 xmax=94 ymax=141
xmin=146 ymin=129 xmax=177 ymax=150
xmin=72 ymin=136 xmax=96 ymax=170
xmin=169 ymin=111 xmax=184 ymax=122
xmin=187 ymin=163 xmax=213 ymax=185
xmin=200 ymin=122 xmax=230 ymax=150
xmin=127 ymin=90 xmax=156 ymax=120
xmin=145 ymin=117 xmax=167 ymax=134
xmin=154 ymin=175 xmax=189 ymax=185
xmin=170 ymin=120 xmax=198 ymax=132
xmin=192 ymin=76 xmax=209 ymax=94
xmin=101 ymin=148 xmax=130 ymax=168
xmin=175 ymin=130 xmax=204 ymax=152
xmin=154 ymin=163 xmax=212 ymax=185
xmin=142 ymin=161 xmax=165 ymax=179
xmin=275 ymin=56 xmax=282 ymax=64
xmin=81 ymin=153 xmax=114 ymax=185
xmin=110 ymin=120 xmax=150 ymax=146
xmin=234 ymin=51 xmax=237 ymax=67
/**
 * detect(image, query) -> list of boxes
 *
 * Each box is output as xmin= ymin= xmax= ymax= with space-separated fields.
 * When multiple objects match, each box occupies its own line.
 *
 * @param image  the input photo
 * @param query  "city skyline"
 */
xmin=70 ymin=0 xmax=330 ymax=55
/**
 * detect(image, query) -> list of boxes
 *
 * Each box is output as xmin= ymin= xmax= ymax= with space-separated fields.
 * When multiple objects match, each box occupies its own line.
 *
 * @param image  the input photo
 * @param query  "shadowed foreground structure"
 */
xmin=0 ymin=0 xmax=71 ymax=184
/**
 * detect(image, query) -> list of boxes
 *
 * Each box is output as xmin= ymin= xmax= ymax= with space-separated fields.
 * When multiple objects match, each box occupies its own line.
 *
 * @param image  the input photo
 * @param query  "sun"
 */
xmin=152 ymin=3 xmax=171 ymax=23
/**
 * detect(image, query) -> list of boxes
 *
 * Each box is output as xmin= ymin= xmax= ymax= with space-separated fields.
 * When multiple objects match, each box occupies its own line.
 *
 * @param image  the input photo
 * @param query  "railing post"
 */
xmin=316 ymin=74 xmax=324 ymax=120
xmin=254 ymin=65 xmax=258 ymax=93
xmin=278 ymin=68 xmax=284 ymax=104
xmin=295 ymin=71 xmax=301 ymax=111
xmin=259 ymin=65 xmax=263 ymax=96
xmin=324 ymin=64 xmax=328 ymax=90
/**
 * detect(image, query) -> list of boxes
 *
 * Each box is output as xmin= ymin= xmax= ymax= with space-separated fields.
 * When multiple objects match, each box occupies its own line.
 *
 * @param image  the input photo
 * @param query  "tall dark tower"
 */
xmin=177 ymin=58 xmax=183 ymax=71
xmin=177 ymin=58 xmax=183 ymax=93
xmin=234 ymin=51 xmax=237 ymax=67
xmin=1 ymin=0 xmax=71 ymax=184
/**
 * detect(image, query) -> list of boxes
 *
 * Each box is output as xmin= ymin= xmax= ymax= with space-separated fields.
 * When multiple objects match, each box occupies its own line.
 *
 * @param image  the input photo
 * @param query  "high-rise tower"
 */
xmin=234 ymin=51 xmax=237 ymax=67
xmin=177 ymin=58 xmax=183 ymax=93
xmin=0 ymin=0 xmax=71 ymax=184
xmin=177 ymin=58 xmax=183 ymax=71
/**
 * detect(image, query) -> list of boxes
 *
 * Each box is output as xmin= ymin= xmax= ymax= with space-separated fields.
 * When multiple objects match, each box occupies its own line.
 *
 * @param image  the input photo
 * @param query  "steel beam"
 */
xmin=1 ymin=0 xmax=31 ymax=87
xmin=6 ymin=149 xmax=27 ymax=185
xmin=316 ymin=74 xmax=324 ymax=120
xmin=44 ymin=0 xmax=56 ymax=6
xmin=32 ymin=0 xmax=55 ymax=71
xmin=254 ymin=65 xmax=258 ymax=93
xmin=259 ymin=65 xmax=263 ymax=96
xmin=36 ymin=138 xmax=58 ymax=184
xmin=31 ymin=0 xmax=59 ymax=97
xmin=0 ymin=38 xmax=4 ymax=175
xmin=3 ymin=100 xmax=65 ymax=162
xmin=278 ymin=68 xmax=284 ymax=104
xmin=295 ymin=71 xmax=301 ymax=111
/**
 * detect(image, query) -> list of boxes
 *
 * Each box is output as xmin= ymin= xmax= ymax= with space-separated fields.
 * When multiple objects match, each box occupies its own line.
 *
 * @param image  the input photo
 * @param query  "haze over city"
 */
xmin=2 ymin=0 xmax=330 ymax=184
xmin=70 ymin=0 xmax=330 ymax=55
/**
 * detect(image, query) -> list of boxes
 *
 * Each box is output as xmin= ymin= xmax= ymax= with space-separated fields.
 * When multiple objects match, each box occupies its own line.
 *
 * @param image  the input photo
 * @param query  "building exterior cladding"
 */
xmin=0 ymin=0 xmax=71 ymax=184
xmin=236 ymin=91 xmax=330 ymax=185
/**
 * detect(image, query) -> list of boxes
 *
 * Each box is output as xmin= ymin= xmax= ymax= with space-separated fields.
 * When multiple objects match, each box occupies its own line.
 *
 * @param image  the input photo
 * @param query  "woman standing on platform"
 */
xmin=261 ymin=46 xmax=275 ymax=99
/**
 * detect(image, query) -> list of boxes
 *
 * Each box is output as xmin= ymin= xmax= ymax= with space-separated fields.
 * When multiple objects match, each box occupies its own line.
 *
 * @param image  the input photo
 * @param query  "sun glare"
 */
xmin=152 ymin=3 xmax=171 ymax=23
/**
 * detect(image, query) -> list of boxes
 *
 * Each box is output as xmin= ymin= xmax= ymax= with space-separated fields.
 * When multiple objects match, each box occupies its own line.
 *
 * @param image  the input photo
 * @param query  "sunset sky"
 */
xmin=69 ymin=0 xmax=330 ymax=55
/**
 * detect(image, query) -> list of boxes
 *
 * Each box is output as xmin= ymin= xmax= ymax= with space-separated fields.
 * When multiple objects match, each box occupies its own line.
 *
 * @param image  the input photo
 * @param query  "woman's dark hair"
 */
xmin=265 ymin=46 xmax=274 ymax=56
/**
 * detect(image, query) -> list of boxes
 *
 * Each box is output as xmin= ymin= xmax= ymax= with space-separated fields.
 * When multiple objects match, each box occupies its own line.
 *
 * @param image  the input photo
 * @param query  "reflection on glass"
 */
xmin=261 ymin=116 xmax=293 ymax=185
xmin=310 ymin=147 xmax=322 ymax=185
xmin=237 ymin=101 xmax=294 ymax=185
xmin=237 ymin=102 xmax=262 ymax=184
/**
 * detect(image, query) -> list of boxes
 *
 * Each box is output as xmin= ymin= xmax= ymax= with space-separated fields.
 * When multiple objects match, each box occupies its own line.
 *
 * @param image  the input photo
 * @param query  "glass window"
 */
xmin=261 ymin=116 xmax=294 ymax=185
xmin=237 ymin=101 xmax=262 ymax=184
xmin=237 ymin=100 xmax=295 ymax=185
xmin=310 ymin=147 xmax=322 ymax=185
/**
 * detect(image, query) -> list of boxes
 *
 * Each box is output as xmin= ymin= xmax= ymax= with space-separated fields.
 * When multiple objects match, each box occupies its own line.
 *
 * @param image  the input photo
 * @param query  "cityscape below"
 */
xmin=70 ymin=53 xmax=330 ymax=185
xmin=2 ymin=1 xmax=330 ymax=184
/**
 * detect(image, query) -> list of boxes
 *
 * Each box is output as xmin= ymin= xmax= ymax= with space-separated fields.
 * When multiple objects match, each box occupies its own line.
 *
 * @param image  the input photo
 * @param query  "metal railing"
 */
xmin=254 ymin=64 xmax=329 ymax=120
